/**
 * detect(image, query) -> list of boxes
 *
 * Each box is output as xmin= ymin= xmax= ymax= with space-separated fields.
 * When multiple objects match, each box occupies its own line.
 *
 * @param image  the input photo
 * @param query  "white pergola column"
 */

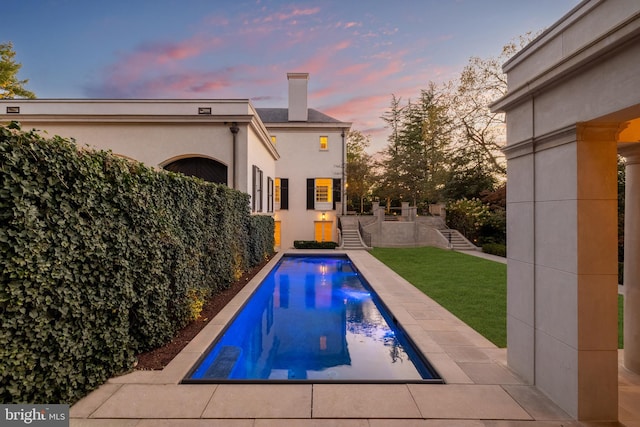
xmin=619 ymin=142 xmax=640 ymax=374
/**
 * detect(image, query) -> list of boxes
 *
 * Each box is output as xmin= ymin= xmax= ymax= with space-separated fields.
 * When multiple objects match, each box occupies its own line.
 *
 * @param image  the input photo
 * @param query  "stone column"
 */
xmin=572 ymin=125 xmax=620 ymax=420
xmin=401 ymin=201 xmax=410 ymax=218
xmin=524 ymin=123 xmax=619 ymax=420
xmin=619 ymin=142 xmax=640 ymax=374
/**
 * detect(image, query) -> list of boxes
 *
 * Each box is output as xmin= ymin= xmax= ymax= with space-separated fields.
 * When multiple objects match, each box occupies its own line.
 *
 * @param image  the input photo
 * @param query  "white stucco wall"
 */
xmin=271 ymin=127 xmax=346 ymax=248
xmin=18 ymin=121 xmax=234 ymax=173
xmin=246 ymin=124 xmax=278 ymax=214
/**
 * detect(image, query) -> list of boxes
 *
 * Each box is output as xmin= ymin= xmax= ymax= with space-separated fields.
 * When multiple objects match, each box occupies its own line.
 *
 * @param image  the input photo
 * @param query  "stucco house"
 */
xmin=0 ymin=73 xmax=351 ymax=250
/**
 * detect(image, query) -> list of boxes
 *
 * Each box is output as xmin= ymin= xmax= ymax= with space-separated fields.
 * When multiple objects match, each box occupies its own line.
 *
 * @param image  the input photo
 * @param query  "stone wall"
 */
xmin=360 ymin=202 xmax=449 ymax=248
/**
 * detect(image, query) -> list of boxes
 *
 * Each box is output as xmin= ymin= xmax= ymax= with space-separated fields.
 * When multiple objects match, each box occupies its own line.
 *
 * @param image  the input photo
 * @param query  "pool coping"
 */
xmin=70 ymin=249 xmax=639 ymax=424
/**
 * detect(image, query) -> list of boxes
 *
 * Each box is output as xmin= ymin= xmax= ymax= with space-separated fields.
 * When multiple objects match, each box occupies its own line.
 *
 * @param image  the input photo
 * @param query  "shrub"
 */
xmin=187 ymin=288 xmax=208 ymax=321
xmin=293 ymin=240 xmax=338 ymax=249
xmin=446 ymin=198 xmax=491 ymax=244
xmin=0 ymin=122 xmax=273 ymax=404
xmin=248 ymin=215 xmax=275 ymax=266
xmin=482 ymin=243 xmax=506 ymax=257
xmin=446 ymin=197 xmax=505 ymax=245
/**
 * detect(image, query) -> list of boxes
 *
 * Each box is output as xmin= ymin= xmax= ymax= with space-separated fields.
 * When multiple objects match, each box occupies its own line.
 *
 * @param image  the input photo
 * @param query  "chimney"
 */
xmin=287 ymin=72 xmax=308 ymax=121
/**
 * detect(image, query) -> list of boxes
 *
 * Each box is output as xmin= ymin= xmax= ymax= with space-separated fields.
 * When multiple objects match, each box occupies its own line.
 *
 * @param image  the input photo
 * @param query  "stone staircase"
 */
xmin=439 ymin=229 xmax=478 ymax=251
xmin=339 ymin=217 xmax=369 ymax=250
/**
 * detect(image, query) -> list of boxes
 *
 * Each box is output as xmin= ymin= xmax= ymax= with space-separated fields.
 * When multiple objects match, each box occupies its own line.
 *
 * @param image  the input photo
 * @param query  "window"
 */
xmin=315 ymin=178 xmax=332 ymax=203
xmin=320 ymin=136 xmax=328 ymax=150
xmin=258 ymin=169 xmax=263 ymax=212
xmin=271 ymin=135 xmax=277 ymax=145
xmin=275 ymin=178 xmax=281 ymax=203
xmin=279 ymin=178 xmax=288 ymax=210
xmin=307 ymin=178 xmax=332 ymax=210
xmin=267 ymin=177 xmax=274 ymax=213
xmin=252 ymin=165 xmax=263 ymax=212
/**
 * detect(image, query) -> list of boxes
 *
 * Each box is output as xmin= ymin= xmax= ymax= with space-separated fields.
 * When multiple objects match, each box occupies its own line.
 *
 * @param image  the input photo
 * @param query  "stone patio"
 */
xmin=70 ymin=250 xmax=640 ymax=426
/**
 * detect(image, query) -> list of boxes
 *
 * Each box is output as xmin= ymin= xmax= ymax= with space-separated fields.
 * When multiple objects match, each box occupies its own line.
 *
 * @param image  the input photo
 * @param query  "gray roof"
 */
xmin=256 ymin=108 xmax=345 ymax=124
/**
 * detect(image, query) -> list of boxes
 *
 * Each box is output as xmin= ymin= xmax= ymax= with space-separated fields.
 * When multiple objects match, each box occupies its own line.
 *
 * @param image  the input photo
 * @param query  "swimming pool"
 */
xmin=184 ymin=255 xmax=443 ymax=383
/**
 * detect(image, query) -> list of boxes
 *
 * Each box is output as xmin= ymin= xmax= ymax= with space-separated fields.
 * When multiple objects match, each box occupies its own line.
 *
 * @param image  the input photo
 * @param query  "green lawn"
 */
xmin=371 ymin=247 xmax=624 ymax=349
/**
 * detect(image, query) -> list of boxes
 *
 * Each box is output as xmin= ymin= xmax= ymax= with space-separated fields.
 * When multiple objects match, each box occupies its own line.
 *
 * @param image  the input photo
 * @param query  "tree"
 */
xmin=443 ymin=155 xmax=497 ymax=201
xmin=377 ymin=84 xmax=451 ymax=211
xmin=376 ymin=94 xmax=405 ymax=211
xmin=448 ymin=34 xmax=536 ymax=180
xmin=380 ymin=94 xmax=403 ymax=155
xmin=0 ymin=42 xmax=36 ymax=99
xmin=346 ymin=130 xmax=374 ymax=213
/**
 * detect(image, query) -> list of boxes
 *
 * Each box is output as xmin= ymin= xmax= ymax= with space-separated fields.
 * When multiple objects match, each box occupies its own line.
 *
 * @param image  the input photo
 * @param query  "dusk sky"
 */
xmin=3 ymin=0 xmax=580 ymax=152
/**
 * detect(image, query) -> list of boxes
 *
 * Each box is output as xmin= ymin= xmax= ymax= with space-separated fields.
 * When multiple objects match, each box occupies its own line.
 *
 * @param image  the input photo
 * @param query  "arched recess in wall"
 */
xmin=162 ymin=156 xmax=228 ymax=185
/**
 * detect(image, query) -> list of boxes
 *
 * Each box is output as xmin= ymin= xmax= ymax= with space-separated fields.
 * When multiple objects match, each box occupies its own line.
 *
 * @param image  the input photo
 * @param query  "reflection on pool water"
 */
xmin=185 ymin=255 xmax=442 ymax=382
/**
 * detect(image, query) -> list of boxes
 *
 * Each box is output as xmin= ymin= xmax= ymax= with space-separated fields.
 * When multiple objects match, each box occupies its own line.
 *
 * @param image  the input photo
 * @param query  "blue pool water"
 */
xmin=184 ymin=255 xmax=442 ymax=383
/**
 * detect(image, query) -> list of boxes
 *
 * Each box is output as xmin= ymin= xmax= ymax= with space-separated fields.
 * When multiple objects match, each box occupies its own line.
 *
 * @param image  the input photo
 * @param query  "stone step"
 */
xmin=339 ymin=223 xmax=367 ymax=249
xmin=440 ymin=229 xmax=478 ymax=250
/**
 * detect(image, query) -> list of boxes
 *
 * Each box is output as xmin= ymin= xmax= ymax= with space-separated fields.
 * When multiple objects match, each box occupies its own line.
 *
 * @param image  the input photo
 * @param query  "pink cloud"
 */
xmin=235 ymin=8 xmax=326 ymax=50
xmin=90 ymin=34 xmax=227 ymax=97
xmin=333 ymin=40 xmax=351 ymax=51
xmin=154 ymin=43 xmax=202 ymax=63
xmin=317 ymin=93 xmax=404 ymax=152
xmin=337 ymin=63 xmax=372 ymax=76
xmin=341 ymin=21 xmax=360 ymax=29
xmin=288 ymin=39 xmax=352 ymax=80
xmin=292 ymin=51 xmax=333 ymax=79
xmin=311 ymin=85 xmax=338 ymax=100
xmin=139 ymin=37 xmax=219 ymax=64
xmin=257 ymin=7 xmax=320 ymax=23
xmin=364 ymin=61 xmax=403 ymax=83
xmin=87 ymin=63 xmax=258 ymax=99
xmin=323 ymin=93 xmax=390 ymax=121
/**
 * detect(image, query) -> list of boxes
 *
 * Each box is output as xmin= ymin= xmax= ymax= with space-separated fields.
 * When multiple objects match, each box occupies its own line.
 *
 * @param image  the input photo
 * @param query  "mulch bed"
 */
xmin=135 ymin=255 xmax=274 ymax=370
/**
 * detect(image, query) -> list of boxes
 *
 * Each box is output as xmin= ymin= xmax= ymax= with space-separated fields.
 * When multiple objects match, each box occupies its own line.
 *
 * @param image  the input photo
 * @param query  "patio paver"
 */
xmin=90 ymin=384 xmax=217 ymax=419
xmin=69 ymin=249 xmax=639 ymax=426
xmin=137 ymin=420 xmax=253 ymax=427
xmin=312 ymin=384 xmax=422 ymax=418
xmin=501 ymin=385 xmax=572 ymax=421
xmin=407 ymin=384 xmax=532 ymax=420
xmin=70 ymin=420 xmax=141 ymax=427
xmin=69 ymin=383 xmax=122 ymax=418
xmin=254 ymin=419 xmax=369 ymax=427
xmin=202 ymin=384 xmax=312 ymax=418
xmin=458 ymin=362 xmax=524 ymax=384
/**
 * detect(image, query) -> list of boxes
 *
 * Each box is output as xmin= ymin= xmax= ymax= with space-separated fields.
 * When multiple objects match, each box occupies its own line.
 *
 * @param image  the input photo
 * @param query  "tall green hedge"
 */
xmin=248 ymin=215 xmax=275 ymax=266
xmin=0 ymin=122 xmax=274 ymax=404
